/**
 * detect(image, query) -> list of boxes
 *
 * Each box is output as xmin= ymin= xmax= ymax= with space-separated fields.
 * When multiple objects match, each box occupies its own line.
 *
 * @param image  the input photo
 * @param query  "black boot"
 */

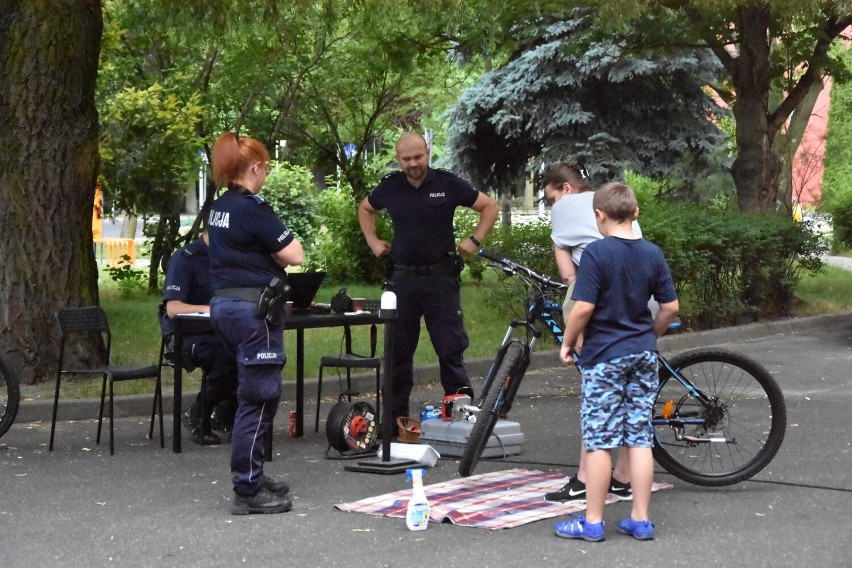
xmin=210 ymin=399 xmax=237 ymax=442
xmin=262 ymin=475 xmax=290 ymax=495
xmin=186 ymin=401 xmax=221 ymax=446
xmin=231 ymin=487 xmax=293 ymax=515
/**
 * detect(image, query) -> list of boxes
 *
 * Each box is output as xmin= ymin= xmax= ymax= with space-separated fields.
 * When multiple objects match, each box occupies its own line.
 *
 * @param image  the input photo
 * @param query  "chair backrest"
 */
xmin=343 ymin=323 xmax=378 ymax=358
xmin=56 ymin=306 xmax=112 ymax=365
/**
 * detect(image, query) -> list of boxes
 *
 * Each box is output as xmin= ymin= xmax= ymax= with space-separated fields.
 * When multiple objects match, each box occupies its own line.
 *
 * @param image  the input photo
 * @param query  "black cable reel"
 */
xmin=325 ymin=392 xmax=379 ymax=457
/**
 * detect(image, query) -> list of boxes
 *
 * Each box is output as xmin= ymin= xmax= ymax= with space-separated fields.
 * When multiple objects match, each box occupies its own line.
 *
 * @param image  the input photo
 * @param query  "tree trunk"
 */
xmin=148 ymin=214 xmax=181 ymax=291
xmin=729 ymin=5 xmax=780 ymax=213
xmin=772 ymin=79 xmax=825 ymax=212
xmin=0 ymin=1 xmax=103 ymax=384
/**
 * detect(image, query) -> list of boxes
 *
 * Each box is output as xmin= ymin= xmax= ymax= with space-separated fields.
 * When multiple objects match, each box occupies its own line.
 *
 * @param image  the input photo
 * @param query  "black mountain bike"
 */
xmin=0 ymin=357 xmax=20 ymax=438
xmin=458 ymin=249 xmax=787 ymax=488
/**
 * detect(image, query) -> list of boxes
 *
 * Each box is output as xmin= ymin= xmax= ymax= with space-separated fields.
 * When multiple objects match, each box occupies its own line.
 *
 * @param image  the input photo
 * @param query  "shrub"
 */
xmin=640 ymin=201 xmax=827 ymax=328
xmin=261 ymin=162 xmax=321 ymax=253
xmin=310 ymin=186 xmax=393 ymax=284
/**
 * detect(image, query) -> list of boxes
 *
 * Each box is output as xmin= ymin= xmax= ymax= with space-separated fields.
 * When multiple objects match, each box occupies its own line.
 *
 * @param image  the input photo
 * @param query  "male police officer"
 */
xmin=358 ymin=132 xmax=499 ymax=429
xmin=162 ymin=231 xmax=238 ymax=445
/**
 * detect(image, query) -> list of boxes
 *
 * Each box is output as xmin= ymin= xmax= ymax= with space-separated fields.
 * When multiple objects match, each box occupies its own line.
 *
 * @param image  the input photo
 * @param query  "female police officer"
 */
xmin=208 ymin=132 xmax=304 ymax=515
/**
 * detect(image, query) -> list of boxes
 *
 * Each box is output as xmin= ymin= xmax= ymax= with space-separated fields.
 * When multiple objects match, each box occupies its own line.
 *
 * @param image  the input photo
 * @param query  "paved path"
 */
xmin=824 ymin=254 xmax=852 ymax=271
xmin=2 ymin=312 xmax=851 ymax=567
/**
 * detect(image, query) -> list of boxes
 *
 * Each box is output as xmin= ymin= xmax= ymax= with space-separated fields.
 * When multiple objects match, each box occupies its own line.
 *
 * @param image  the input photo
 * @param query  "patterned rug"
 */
xmin=335 ymin=468 xmax=673 ymax=530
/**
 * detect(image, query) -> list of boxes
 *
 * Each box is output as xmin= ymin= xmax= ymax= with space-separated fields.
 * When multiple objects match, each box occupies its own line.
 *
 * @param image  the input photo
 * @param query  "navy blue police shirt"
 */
xmin=163 ymin=237 xmax=212 ymax=306
xmin=367 ymin=168 xmax=479 ymax=266
xmin=207 ymin=187 xmax=295 ymax=289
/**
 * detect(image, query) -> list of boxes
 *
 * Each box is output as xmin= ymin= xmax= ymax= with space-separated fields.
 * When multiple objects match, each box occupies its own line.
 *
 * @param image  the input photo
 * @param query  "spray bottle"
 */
xmin=405 ymin=468 xmax=430 ymax=531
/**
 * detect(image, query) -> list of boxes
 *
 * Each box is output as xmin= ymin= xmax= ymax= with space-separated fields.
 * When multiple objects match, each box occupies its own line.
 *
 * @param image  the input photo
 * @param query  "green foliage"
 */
xmin=99 ymin=83 xmax=204 ymax=216
xmin=457 ymin=192 xmax=828 ymax=330
xmin=310 ymin=186 xmax=391 ymax=284
xmin=640 ymin=201 xmax=827 ymax=328
xmin=261 ymin=162 xmax=321 ymax=253
xmin=459 ymin=217 xmax=559 ymax=315
xmin=105 ymin=255 xmax=148 ymax=299
xmin=822 ymin=45 xmax=852 ymax=250
xmin=446 ymin=12 xmax=728 ymax=195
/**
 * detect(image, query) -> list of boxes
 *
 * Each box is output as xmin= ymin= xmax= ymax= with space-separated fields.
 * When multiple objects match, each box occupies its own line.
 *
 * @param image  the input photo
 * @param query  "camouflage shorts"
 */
xmin=578 ymin=351 xmax=658 ymax=451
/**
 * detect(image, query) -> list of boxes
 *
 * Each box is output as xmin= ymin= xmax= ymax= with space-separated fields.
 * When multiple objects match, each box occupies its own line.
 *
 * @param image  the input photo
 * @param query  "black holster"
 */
xmin=256 ymin=277 xmax=290 ymax=326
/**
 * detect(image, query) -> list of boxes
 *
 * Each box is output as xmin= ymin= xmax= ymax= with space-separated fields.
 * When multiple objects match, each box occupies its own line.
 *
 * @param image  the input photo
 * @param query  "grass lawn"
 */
xmin=41 ymin=261 xmax=851 ymax=400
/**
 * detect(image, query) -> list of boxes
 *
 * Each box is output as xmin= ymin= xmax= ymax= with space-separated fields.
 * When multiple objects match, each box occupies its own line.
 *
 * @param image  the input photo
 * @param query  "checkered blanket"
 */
xmin=335 ymin=468 xmax=673 ymax=530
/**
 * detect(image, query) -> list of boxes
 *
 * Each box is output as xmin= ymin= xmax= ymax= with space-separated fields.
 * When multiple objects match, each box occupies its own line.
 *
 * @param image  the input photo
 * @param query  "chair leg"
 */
xmin=153 ymin=375 xmax=164 ymax=448
xmin=158 ymin=377 xmax=164 ymax=449
xmin=109 ymin=378 xmax=116 ymax=455
xmin=97 ymin=375 xmax=107 ymax=445
xmin=346 ymin=370 xmax=352 ymax=401
xmin=149 ymin=378 xmax=159 ymax=440
xmin=49 ymin=373 xmax=62 ymax=451
xmin=315 ymin=365 xmax=325 ymax=433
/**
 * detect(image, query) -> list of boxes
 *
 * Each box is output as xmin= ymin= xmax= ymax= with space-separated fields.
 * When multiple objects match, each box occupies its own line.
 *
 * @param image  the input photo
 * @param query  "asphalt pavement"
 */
xmin=2 ymin=310 xmax=852 ymax=567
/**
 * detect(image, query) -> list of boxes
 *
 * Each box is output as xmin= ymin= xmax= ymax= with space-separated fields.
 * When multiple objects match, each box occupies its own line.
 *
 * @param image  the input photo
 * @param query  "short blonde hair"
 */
xmin=593 ymin=182 xmax=637 ymax=223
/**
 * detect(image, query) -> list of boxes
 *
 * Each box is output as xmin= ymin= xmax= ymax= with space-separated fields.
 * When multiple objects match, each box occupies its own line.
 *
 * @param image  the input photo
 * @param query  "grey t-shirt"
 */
xmin=550 ymin=191 xmax=642 ymax=266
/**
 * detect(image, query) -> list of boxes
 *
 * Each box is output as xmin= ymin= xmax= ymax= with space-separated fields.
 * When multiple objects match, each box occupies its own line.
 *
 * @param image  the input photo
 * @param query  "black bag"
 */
xmin=330 ymin=288 xmax=353 ymax=313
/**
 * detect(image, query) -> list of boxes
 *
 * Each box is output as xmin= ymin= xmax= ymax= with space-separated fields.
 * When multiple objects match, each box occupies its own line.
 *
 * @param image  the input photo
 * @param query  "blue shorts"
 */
xmin=578 ymin=351 xmax=658 ymax=451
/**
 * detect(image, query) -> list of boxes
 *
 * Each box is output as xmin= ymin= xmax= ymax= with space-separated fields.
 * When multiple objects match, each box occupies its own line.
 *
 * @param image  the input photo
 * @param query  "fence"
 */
xmin=93 ymin=237 xmax=136 ymax=266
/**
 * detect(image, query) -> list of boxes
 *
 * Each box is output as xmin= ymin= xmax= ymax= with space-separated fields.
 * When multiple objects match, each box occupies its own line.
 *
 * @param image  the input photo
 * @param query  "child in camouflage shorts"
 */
xmin=554 ymin=182 xmax=679 ymax=542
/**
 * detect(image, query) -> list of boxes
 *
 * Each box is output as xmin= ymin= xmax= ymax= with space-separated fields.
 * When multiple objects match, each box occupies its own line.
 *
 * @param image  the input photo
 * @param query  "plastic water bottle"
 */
xmin=420 ymin=405 xmax=437 ymax=422
xmin=405 ymin=468 xmax=430 ymax=531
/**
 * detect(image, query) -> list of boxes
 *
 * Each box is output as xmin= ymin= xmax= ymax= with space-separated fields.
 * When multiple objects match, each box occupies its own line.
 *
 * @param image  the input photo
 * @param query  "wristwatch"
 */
xmin=468 ymin=235 xmax=481 ymax=247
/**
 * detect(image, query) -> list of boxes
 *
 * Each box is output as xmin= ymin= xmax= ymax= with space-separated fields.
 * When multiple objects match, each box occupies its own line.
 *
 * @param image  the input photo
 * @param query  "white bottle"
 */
xmin=405 ymin=468 xmax=430 ymax=531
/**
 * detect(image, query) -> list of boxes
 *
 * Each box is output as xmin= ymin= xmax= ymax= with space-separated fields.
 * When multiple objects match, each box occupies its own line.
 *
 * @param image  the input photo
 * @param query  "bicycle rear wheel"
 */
xmin=458 ymin=341 xmax=524 ymax=477
xmin=652 ymin=348 xmax=786 ymax=486
xmin=0 ymin=357 xmax=20 ymax=438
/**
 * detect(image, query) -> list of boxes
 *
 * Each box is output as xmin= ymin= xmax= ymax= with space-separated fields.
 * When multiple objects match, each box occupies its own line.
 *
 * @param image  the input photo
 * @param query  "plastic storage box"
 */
xmin=419 ymin=419 xmax=524 ymax=458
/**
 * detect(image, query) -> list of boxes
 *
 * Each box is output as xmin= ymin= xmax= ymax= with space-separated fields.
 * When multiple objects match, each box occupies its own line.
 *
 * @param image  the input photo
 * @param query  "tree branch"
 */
xmin=769 ymin=14 xmax=852 ymax=131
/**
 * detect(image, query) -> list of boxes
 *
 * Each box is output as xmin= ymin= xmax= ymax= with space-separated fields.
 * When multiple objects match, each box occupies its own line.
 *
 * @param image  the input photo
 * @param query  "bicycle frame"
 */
xmin=464 ymin=249 xmax=785 ymax=484
xmin=475 ymin=250 xmax=568 ymax=414
xmin=476 ymin=249 xmax=712 ymax=432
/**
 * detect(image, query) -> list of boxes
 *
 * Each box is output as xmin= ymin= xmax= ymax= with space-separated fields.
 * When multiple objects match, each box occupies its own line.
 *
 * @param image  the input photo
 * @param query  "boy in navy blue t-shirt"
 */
xmin=554 ymin=182 xmax=679 ymax=542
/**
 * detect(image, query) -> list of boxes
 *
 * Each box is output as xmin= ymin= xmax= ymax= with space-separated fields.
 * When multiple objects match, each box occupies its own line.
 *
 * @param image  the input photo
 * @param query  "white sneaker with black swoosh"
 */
xmin=544 ymin=477 xmax=586 ymax=503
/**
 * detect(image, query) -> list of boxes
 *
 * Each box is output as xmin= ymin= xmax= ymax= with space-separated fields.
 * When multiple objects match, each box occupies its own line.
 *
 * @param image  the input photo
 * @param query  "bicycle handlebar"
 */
xmin=478 ymin=248 xmax=568 ymax=293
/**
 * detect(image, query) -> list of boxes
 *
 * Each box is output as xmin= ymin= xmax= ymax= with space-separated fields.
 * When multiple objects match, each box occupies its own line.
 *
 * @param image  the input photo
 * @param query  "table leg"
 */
xmin=173 ymin=328 xmax=183 ymax=453
xmin=296 ymin=328 xmax=305 ymax=437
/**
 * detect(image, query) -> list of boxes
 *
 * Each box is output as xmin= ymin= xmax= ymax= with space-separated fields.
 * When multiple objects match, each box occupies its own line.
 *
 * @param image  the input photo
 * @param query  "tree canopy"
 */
xmin=575 ymin=0 xmax=852 ymax=212
xmin=446 ymin=11 xmax=728 ymax=197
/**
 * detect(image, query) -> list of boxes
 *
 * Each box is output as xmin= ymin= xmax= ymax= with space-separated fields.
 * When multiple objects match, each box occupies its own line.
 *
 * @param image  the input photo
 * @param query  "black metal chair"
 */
xmin=49 ymin=306 xmax=164 ymax=455
xmin=315 ymin=324 xmax=381 ymax=432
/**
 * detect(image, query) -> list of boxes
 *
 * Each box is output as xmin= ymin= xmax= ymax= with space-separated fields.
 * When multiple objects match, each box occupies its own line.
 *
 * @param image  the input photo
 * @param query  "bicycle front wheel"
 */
xmin=652 ymin=348 xmax=786 ymax=486
xmin=458 ymin=341 xmax=524 ymax=477
xmin=0 ymin=357 xmax=20 ymax=438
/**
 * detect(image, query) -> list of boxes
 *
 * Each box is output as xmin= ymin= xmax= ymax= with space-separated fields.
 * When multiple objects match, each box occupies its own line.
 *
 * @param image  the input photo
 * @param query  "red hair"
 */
xmin=211 ymin=132 xmax=270 ymax=186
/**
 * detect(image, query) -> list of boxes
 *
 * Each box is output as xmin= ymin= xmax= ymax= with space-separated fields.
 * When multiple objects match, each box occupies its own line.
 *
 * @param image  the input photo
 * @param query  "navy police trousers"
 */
xmin=210 ymin=297 xmax=285 ymax=496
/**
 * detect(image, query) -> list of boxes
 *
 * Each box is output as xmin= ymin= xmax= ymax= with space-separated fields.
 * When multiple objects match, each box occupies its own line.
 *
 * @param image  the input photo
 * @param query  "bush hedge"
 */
xmin=264 ymin=166 xmax=827 ymax=330
xmin=467 ymin=200 xmax=826 ymax=330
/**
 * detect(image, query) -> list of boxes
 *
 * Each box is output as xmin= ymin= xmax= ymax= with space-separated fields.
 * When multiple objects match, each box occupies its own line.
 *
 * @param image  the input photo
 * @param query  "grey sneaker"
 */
xmin=231 ymin=487 xmax=293 ymax=515
xmin=609 ymin=478 xmax=633 ymax=501
xmin=545 ymin=477 xmax=586 ymax=503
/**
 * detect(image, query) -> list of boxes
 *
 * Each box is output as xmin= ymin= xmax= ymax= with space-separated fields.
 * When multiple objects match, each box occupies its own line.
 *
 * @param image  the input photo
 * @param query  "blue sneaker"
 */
xmin=617 ymin=517 xmax=655 ymax=540
xmin=554 ymin=515 xmax=605 ymax=542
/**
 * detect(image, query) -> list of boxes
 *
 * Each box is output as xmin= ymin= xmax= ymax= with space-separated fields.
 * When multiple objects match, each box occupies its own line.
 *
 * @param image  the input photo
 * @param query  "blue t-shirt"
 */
xmin=207 ymin=188 xmax=294 ymax=289
xmin=367 ymin=168 xmax=479 ymax=265
xmin=572 ymin=236 xmax=677 ymax=366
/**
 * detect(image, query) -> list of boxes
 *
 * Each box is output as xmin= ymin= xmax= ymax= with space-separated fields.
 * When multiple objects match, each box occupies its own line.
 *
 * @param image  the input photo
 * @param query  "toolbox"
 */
xmin=419 ymin=419 xmax=524 ymax=458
